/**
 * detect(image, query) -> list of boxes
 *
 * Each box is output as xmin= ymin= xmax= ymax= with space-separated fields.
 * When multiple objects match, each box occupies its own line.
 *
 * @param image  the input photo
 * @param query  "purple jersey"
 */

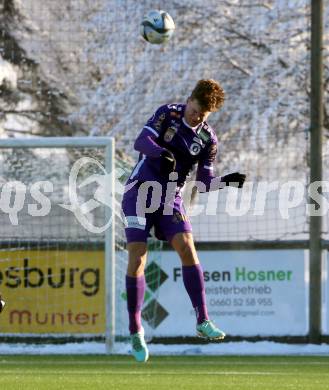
xmin=129 ymin=103 xmax=218 ymax=190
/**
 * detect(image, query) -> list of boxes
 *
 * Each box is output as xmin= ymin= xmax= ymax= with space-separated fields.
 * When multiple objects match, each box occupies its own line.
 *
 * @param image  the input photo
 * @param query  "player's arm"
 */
xmin=134 ymin=106 xmax=176 ymax=173
xmin=196 ymin=142 xmax=246 ymax=192
xmin=134 ymin=126 xmax=163 ymax=158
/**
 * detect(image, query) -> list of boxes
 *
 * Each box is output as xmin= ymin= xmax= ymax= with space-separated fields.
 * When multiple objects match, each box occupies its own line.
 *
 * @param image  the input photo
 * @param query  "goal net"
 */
xmin=0 ymin=137 xmax=163 ymax=352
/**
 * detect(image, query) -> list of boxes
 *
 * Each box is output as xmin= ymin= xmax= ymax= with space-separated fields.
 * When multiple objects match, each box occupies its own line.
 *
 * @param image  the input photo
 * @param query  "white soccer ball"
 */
xmin=140 ymin=10 xmax=175 ymax=45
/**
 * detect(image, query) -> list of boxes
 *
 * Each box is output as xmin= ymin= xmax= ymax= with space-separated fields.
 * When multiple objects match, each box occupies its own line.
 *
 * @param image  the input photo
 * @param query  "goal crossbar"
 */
xmin=0 ymin=137 xmax=113 ymax=149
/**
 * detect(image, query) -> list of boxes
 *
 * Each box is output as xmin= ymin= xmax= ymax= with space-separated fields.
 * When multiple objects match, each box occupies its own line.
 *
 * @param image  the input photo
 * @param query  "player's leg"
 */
xmin=170 ymin=232 xmax=208 ymax=322
xmin=170 ymin=231 xmax=225 ymax=340
xmin=157 ymin=195 xmax=210 ymax=325
xmin=122 ymin=181 xmax=152 ymax=362
xmin=126 ymin=241 xmax=147 ymax=334
xmin=125 ymin=242 xmax=149 ymax=363
xmin=126 ymin=241 xmax=149 ymax=362
xmin=122 ymin=181 xmax=149 ymax=336
xmin=157 ymin=196 xmax=210 ymax=325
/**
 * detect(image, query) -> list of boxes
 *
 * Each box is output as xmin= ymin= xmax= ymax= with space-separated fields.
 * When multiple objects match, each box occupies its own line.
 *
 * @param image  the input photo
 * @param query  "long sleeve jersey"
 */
xmin=129 ymin=103 xmax=221 ymax=192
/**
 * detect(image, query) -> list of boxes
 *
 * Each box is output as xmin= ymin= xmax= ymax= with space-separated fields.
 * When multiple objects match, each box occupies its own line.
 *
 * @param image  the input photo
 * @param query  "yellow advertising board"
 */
xmin=0 ymin=250 xmax=105 ymax=334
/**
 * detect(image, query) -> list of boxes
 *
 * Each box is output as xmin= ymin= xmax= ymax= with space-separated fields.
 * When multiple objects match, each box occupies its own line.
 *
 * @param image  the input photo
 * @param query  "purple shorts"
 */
xmin=121 ymin=181 xmax=192 ymax=243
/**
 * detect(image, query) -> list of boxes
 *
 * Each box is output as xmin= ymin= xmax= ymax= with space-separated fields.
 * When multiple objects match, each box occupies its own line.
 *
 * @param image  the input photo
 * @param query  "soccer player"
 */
xmin=122 ymin=79 xmax=246 ymax=362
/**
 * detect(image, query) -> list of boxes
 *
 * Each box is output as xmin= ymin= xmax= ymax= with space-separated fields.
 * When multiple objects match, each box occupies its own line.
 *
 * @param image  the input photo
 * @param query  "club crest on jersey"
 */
xmin=164 ymin=127 xmax=177 ymax=142
xmin=190 ymin=142 xmax=201 ymax=155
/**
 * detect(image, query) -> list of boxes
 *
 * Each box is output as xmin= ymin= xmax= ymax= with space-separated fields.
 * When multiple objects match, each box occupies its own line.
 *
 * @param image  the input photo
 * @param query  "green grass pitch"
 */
xmin=1 ymin=355 xmax=329 ymax=390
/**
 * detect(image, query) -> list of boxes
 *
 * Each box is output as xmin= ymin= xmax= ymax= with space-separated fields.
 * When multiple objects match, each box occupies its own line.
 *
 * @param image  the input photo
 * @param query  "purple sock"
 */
xmin=126 ymin=275 xmax=146 ymax=334
xmin=182 ymin=264 xmax=209 ymax=324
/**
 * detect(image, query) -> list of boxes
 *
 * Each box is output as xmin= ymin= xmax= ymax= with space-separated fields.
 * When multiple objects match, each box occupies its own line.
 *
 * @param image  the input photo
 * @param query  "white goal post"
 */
xmin=0 ymin=136 xmax=163 ymax=354
xmin=0 ymin=137 xmax=116 ymax=352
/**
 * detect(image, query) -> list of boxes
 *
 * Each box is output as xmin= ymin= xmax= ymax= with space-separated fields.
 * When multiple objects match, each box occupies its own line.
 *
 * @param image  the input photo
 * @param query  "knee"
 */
xmin=130 ymin=255 xmax=146 ymax=271
xmin=171 ymin=233 xmax=199 ymax=265
xmin=127 ymin=243 xmax=147 ymax=276
xmin=176 ymin=243 xmax=194 ymax=260
xmin=175 ymin=242 xmax=198 ymax=265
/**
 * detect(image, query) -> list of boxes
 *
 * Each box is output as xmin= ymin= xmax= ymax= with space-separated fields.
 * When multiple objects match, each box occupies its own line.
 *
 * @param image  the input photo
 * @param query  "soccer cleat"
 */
xmin=196 ymin=320 xmax=226 ymax=340
xmin=131 ymin=327 xmax=149 ymax=363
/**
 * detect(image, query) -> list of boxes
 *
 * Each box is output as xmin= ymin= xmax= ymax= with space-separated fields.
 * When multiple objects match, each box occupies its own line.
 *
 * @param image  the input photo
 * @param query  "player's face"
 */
xmin=184 ymin=98 xmax=211 ymax=127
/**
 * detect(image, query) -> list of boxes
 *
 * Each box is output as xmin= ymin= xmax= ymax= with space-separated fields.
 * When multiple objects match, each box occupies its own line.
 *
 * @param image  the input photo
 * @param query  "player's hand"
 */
xmin=221 ymin=172 xmax=246 ymax=188
xmin=160 ymin=149 xmax=176 ymax=175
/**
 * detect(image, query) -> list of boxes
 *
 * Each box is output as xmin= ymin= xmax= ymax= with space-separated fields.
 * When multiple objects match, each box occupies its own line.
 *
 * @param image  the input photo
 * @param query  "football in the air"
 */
xmin=140 ymin=10 xmax=175 ymax=44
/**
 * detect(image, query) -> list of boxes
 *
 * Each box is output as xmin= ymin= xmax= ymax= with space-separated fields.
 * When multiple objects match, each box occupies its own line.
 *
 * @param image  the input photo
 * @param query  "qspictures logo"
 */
xmin=0 ymin=157 xmax=329 ymax=233
xmin=59 ymin=157 xmax=123 ymax=233
xmin=0 ymin=157 xmax=135 ymax=234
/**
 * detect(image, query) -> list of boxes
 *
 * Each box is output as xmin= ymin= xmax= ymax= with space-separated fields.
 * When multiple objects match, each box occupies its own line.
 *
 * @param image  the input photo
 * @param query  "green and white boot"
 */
xmin=131 ymin=327 xmax=149 ymax=362
xmin=196 ymin=320 xmax=226 ymax=340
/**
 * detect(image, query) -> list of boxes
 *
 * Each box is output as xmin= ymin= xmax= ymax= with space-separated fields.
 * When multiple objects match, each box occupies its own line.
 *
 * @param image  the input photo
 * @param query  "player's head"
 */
xmin=185 ymin=79 xmax=225 ymax=127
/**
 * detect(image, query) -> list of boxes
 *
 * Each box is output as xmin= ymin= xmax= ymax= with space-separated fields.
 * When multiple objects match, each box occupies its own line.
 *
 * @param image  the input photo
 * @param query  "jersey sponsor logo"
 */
xmin=154 ymin=113 xmax=166 ymax=131
xmin=164 ymin=126 xmax=177 ymax=142
xmin=190 ymin=142 xmax=202 ymax=155
xmin=197 ymin=123 xmax=211 ymax=143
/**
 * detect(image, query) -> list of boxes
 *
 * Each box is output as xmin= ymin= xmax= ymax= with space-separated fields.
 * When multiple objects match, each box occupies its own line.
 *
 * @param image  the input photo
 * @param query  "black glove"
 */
xmin=221 ymin=172 xmax=246 ymax=188
xmin=160 ymin=149 xmax=176 ymax=175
